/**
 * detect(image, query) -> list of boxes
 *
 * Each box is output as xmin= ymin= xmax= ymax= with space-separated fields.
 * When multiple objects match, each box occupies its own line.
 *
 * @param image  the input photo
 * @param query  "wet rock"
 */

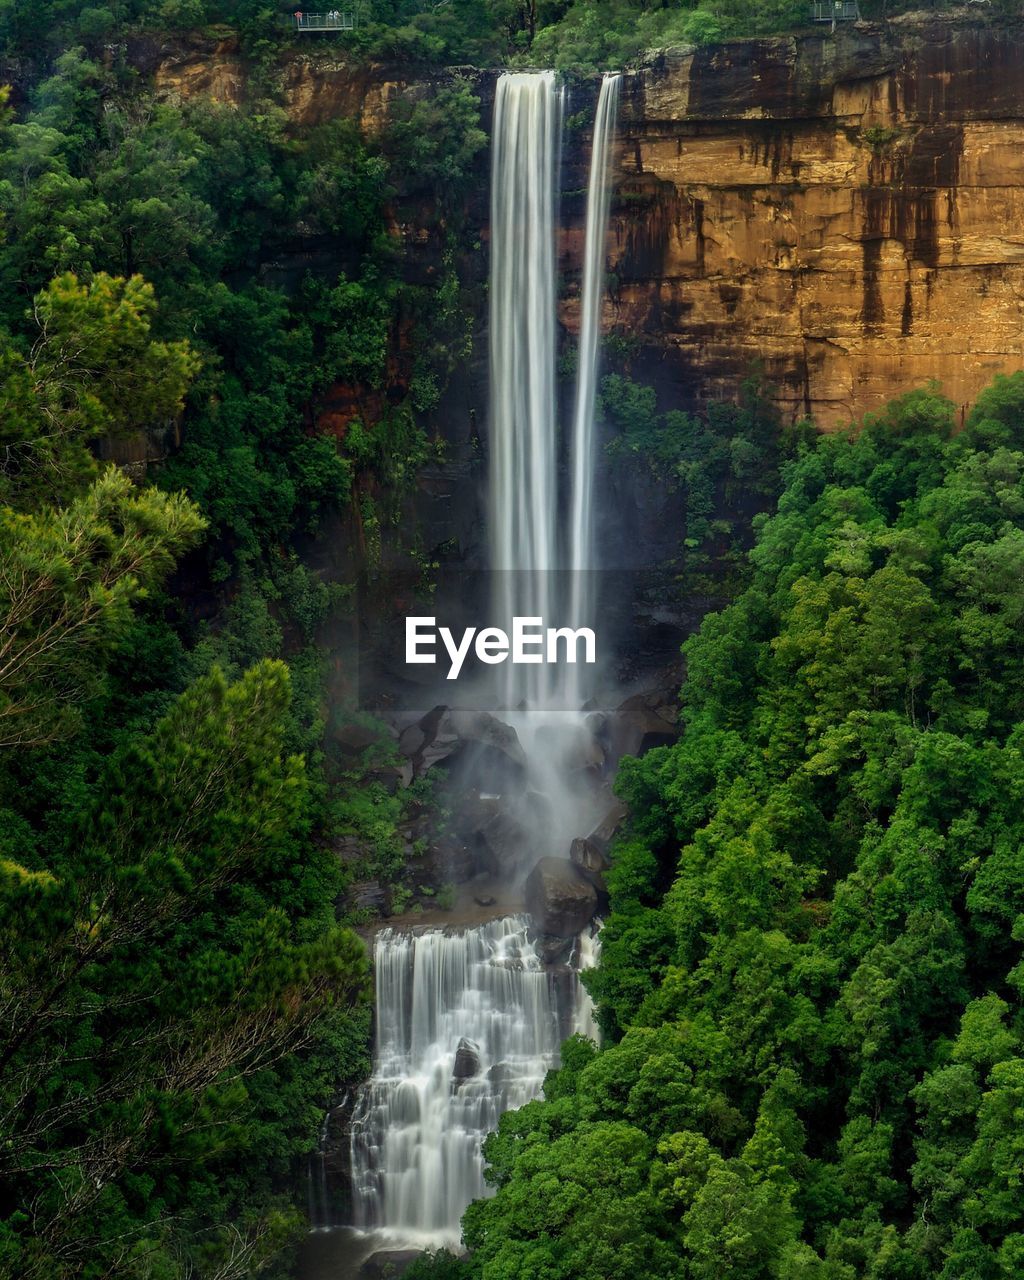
xmin=523 ymin=788 xmax=555 ymax=831
xmin=585 ymin=711 xmax=609 ymax=743
xmin=449 ymin=787 xmax=534 ymax=880
xmin=438 ymin=835 xmax=477 ymax=884
xmin=607 ymin=692 xmax=678 ymax=762
xmin=453 ymin=1037 xmax=480 ymax=1084
xmin=535 ymin=721 xmax=604 ymax=779
xmin=450 ymin=790 xmax=502 ymax=839
xmin=487 ymin=1061 xmax=515 ymax=1087
xmin=349 ymin=879 xmax=387 ymax=913
xmin=359 ymin=1251 xmax=423 ymax=1279
xmin=534 ymin=933 xmax=574 ymax=965
xmin=399 ymin=705 xmax=527 ymax=779
xmin=525 ymin=856 xmax=598 ymax=939
xmin=565 ymin=731 xmax=606 ymax=781
xmin=408 ymin=832 xmax=475 ymax=890
xmin=477 ymin=809 xmax=529 ymax=878
xmin=474 ymin=893 xmax=497 ymax=907
xmin=570 ymin=836 xmax=611 ymax=894
xmin=589 ymin=797 xmax=628 ymax=851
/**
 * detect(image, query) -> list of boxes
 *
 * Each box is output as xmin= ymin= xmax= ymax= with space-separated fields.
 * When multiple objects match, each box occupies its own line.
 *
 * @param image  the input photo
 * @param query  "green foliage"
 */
xmin=604 ymin=370 xmax=802 ymax=590
xmin=383 ymin=80 xmax=487 ymax=207
xmin=0 ymin=272 xmax=199 ymax=503
xmin=0 ymin=662 xmax=370 ymax=1280
xmin=0 ymin=468 xmax=205 ymax=746
xmin=0 ymin=0 xmax=1010 ymax=69
xmin=415 ymin=374 xmax=1024 ymax=1280
xmin=0 ymin=20 xmax=484 ymax=1276
xmin=861 ymin=124 xmax=904 ymax=150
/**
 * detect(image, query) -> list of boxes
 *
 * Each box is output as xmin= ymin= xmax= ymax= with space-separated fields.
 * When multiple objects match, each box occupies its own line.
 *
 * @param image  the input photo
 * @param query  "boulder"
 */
xmin=333 ymin=719 xmax=391 ymax=756
xmin=534 ymin=933 xmax=574 ymax=965
xmin=399 ymin=705 xmax=526 ymax=779
xmin=607 ymin=692 xmax=678 ymax=763
xmin=570 ymin=836 xmax=611 ymax=894
xmin=477 ymin=809 xmax=528 ymax=878
xmin=449 ymin=789 xmax=534 ymax=880
xmin=589 ymin=797 xmax=628 ymax=852
xmin=438 ymin=834 xmax=477 ymax=884
xmin=525 ymin=857 xmax=598 ymax=939
xmin=453 ymin=1037 xmax=480 ymax=1084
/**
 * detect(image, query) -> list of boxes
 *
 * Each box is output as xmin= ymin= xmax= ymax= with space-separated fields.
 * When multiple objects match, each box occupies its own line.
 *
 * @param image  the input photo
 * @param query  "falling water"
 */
xmin=489 ymin=71 xmax=562 ymax=709
xmin=488 ymin=70 xmax=621 ymax=853
xmin=567 ymin=73 xmax=621 ymax=691
xmin=341 ymin=70 xmax=619 ymax=1254
xmin=349 ymin=918 xmax=596 ymax=1243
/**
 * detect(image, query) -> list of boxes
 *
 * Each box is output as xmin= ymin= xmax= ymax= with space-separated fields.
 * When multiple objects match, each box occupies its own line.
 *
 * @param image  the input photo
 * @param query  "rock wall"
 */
xmin=142 ymin=18 xmax=1024 ymax=428
xmin=603 ymin=19 xmax=1024 ymax=426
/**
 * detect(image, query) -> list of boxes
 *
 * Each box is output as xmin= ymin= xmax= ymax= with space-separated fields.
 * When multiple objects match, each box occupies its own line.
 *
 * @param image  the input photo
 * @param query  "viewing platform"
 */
xmin=293 ymin=10 xmax=356 ymax=31
xmin=810 ymin=0 xmax=860 ymax=20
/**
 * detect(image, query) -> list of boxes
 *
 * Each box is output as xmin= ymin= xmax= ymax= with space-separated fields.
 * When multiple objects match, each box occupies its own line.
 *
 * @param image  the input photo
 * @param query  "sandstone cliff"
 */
xmin=608 ymin=20 xmax=1024 ymax=426
xmin=144 ymin=17 xmax=1024 ymax=427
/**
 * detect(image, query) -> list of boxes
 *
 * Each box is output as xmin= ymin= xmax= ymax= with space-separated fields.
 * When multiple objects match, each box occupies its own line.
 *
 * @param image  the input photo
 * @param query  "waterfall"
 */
xmin=340 ymin=70 xmax=619 ymax=1255
xmin=568 ymin=74 xmax=620 ymax=692
xmin=489 ymin=71 xmax=562 ymax=709
xmin=349 ymin=918 xmax=596 ymax=1244
xmin=488 ymin=70 xmax=621 ymax=853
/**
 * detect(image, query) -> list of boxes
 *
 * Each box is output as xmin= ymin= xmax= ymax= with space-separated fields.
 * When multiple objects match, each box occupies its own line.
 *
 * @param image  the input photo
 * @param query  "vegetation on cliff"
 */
xmin=4 ymin=2 xmax=1024 ymax=1277
xmin=412 ymin=374 xmax=1024 ymax=1280
xmin=0 ymin=16 xmax=485 ymax=1280
xmin=5 ymin=0 xmax=1024 ymax=73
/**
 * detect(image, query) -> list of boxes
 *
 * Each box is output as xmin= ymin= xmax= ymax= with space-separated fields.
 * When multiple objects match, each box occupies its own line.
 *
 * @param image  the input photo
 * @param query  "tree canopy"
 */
xmin=411 ymin=375 xmax=1024 ymax=1280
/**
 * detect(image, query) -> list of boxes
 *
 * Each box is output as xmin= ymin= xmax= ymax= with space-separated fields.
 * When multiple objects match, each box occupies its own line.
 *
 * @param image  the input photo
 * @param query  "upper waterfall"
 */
xmin=568 ymin=74 xmax=621 ymax=703
xmin=489 ymin=71 xmax=563 ymax=710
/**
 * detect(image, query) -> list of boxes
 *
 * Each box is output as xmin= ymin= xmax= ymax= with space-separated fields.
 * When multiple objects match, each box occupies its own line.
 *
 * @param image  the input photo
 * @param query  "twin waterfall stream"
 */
xmin=321 ymin=72 xmax=622 ymax=1263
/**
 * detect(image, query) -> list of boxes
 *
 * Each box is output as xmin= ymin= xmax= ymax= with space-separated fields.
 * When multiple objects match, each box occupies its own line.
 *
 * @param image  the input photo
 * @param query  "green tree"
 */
xmin=0 ymin=661 xmax=369 ymax=1280
xmin=0 ymin=272 xmax=199 ymax=502
xmin=0 ymin=467 xmax=205 ymax=746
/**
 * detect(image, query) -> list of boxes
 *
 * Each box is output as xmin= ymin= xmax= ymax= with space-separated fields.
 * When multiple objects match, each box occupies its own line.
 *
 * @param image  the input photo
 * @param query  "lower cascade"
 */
xmin=349 ymin=917 xmax=598 ymax=1244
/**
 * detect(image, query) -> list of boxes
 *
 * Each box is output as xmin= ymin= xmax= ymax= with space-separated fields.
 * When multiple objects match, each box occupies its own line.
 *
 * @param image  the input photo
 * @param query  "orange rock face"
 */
xmin=596 ymin=22 xmax=1024 ymax=427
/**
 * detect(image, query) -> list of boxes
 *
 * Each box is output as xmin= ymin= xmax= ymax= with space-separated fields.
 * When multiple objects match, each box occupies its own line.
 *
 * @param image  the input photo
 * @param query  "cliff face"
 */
xmin=145 ymin=19 xmax=1024 ymax=428
xmin=604 ymin=21 xmax=1024 ymax=427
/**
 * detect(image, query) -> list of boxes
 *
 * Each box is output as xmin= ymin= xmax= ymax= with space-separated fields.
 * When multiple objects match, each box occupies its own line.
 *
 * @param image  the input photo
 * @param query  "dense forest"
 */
xmin=0 ymin=11 xmax=484 ymax=1277
xmin=5 ymin=0 xmax=1024 ymax=72
xmin=411 ymin=377 xmax=1024 ymax=1279
xmin=3 ymin=1 xmax=1024 ymax=1279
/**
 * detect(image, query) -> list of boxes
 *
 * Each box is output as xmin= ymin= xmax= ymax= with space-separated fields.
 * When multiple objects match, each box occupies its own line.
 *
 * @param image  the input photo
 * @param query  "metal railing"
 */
xmin=810 ymin=0 xmax=860 ymax=19
xmin=293 ymin=11 xmax=356 ymax=31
